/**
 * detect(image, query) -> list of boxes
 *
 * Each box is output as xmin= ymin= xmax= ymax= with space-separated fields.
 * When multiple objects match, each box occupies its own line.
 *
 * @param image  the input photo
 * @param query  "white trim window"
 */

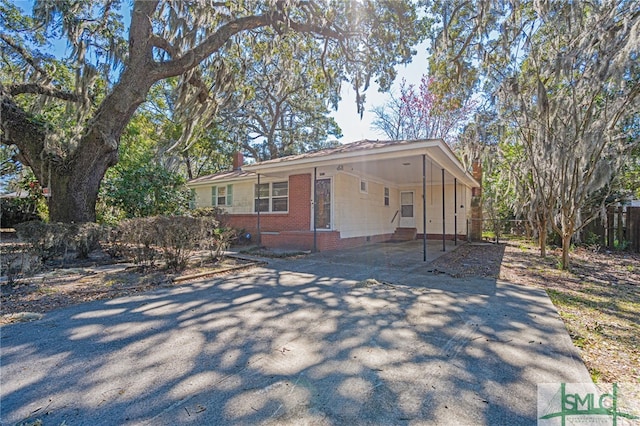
xmin=211 ymin=184 xmax=233 ymax=206
xmin=384 ymin=187 xmax=390 ymax=206
xmin=255 ymin=181 xmax=288 ymax=212
xmin=360 ymin=179 xmax=368 ymax=193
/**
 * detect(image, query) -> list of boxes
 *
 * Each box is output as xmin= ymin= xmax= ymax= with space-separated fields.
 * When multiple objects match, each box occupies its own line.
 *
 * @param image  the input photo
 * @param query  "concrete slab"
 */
xmin=0 ymin=242 xmax=591 ymax=425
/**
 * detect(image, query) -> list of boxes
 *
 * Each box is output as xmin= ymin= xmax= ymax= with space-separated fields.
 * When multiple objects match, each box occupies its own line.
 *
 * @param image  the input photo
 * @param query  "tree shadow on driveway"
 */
xmin=1 ymin=246 xmax=591 ymax=425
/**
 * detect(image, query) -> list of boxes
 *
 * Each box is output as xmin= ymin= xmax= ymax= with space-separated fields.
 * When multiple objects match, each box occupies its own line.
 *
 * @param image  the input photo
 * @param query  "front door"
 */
xmin=399 ymin=191 xmax=415 ymax=228
xmin=315 ymin=178 xmax=331 ymax=229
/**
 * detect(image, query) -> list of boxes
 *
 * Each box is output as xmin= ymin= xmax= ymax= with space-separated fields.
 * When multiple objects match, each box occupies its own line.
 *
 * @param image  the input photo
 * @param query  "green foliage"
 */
xmin=2 ymin=0 xmax=428 ymax=223
xmin=217 ymin=28 xmax=343 ymax=160
xmin=98 ymin=113 xmax=191 ymax=220
xmin=1 ymin=170 xmax=49 ymax=226
xmin=425 ymin=0 xmax=640 ymax=269
xmin=101 ymin=163 xmax=189 ymax=219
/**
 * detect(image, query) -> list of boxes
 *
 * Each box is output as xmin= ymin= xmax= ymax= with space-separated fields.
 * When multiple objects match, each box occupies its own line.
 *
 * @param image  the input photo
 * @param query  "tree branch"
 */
xmin=0 ymin=83 xmax=47 ymax=181
xmin=150 ymin=34 xmax=179 ymax=58
xmin=151 ymin=15 xmax=273 ymax=79
xmin=9 ymin=83 xmax=80 ymax=102
xmin=0 ymin=34 xmax=49 ymax=78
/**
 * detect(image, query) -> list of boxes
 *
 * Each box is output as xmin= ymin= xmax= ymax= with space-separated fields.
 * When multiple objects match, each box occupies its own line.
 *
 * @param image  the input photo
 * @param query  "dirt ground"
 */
xmin=1 ymin=238 xmax=638 ymax=384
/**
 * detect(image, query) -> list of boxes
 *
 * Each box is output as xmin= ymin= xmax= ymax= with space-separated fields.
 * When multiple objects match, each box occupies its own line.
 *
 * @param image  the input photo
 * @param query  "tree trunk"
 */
xmin=48 ymin=137 xmax=118 ymax=222
xmin=561 ymin=232 xmax=571 ymax=270
xmin=539 ymin=218 xmax=547 ymax=258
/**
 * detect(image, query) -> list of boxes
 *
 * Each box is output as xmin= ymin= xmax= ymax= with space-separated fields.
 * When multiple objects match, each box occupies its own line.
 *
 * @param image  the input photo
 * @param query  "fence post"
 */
xmin=629 ymin=207 xmax=640 ymax=253
xmin=607 ymin=206 xmax=614 ymax=248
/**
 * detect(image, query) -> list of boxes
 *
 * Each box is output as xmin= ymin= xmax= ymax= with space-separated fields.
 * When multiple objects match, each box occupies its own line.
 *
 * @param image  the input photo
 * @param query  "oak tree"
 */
xmin=1 ymin=0 xmax=426 ymax=222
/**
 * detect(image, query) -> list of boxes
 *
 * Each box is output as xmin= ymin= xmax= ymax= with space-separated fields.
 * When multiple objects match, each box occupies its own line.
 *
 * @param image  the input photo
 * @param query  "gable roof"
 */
xmin=245 ymin=139 xmax=413 ymax=167
xmin=187 ymin=169 xmax=255 ymax=186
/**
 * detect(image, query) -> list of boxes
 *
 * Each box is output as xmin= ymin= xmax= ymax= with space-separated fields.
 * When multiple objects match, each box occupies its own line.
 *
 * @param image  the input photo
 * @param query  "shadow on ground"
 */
xmin=0 ymin=242 xmax=590 ymax=425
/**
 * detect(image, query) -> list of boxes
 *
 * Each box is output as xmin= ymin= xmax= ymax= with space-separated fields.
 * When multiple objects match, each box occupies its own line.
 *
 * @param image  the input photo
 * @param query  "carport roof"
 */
xmin=188 ymin=139 xmax=479 ymax=188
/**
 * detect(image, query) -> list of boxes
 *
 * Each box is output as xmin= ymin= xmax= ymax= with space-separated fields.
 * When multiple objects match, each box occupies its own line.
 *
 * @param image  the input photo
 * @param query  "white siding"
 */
xmin=403 ymin=183 xmax=472 ymax=235
xmin=333 ymin=172 xmax=398 ymax=238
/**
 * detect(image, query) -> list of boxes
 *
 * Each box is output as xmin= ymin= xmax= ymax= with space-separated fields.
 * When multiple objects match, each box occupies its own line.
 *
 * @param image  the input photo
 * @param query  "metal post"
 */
xmin=454 ymin=178 xmax=458 ymax=246
xmin=256 ymin=173 xmax=261 ymax=246
xmin=313 ymin=167 xmax=318 ymax=252
xmin=465 ymin=187 xmax=469 ymax=240
xmin=422 ymin=155 xmax=427 ymax=262
xmin=442 ymin=168 xmax=446 ymax=252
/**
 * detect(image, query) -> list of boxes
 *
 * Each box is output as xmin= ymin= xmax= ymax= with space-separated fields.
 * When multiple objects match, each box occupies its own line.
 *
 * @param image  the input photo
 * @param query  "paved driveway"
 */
xmin=1 ymin=242 xmax=591 ymax=425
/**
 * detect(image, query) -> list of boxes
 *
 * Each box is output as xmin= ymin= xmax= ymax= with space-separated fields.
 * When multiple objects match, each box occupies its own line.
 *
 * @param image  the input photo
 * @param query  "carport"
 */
xmin=241 ymin=139 xmax=481 ymax=258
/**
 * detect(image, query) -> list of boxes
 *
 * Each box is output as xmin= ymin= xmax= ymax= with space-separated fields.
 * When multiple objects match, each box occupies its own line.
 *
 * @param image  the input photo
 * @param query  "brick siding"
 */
xmin=226 ymin=172 xmax=464 ymax=251
xmin=227 ymin=173 xmax=311 ymax=237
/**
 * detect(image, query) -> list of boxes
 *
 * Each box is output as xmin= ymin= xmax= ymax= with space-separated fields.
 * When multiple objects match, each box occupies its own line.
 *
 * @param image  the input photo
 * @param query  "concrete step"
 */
xmin=392 ymin=227 xmax=417 ymax=241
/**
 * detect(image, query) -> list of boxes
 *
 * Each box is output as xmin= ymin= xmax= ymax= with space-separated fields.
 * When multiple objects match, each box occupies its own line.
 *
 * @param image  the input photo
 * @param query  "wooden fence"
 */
xmin=582 ymin=206 xmax=640 ymax=252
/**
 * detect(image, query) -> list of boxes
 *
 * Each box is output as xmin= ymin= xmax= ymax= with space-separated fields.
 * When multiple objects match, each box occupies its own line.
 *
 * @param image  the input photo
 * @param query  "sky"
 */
xmin=330 ymin=46 xmax=429 ymax=144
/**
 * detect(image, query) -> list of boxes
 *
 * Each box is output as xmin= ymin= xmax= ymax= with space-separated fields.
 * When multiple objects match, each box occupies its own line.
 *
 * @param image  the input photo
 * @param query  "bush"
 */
xmin=112 ymin=215 xmax=234 ymax=272
xmin=153 ymin=216 xmax=214 ymax=271
xmin=205 ymin=227 xmax=238 ymax=260
xmin=14 ymin=221 xmax=105 ymax=264
xmin=189 ymin=206 xmax=229 ymax=226
xmin=14 ymin=216 xmax=237 ymax=273
xmin=113 ymin=218 xmax=159 ymax=266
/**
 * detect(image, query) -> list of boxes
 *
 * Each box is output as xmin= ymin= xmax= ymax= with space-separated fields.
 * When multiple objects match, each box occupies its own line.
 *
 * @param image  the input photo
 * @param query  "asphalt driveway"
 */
xmin=0 ymin=242 xmax=591 ymax=425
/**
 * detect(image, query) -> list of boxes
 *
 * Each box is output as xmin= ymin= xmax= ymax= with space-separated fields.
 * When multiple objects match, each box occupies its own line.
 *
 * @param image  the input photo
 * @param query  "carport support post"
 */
xmin=257 ymin=174 xmax=261 ymax=246
xmin=422 ymin=154 xmax=427 ymax=262
xmin=442 ymin=168 xmax=446 ymax=252
xmin=313 ymin=167 xmax=317 ymax=252
xmin=454 ymin=178 xmax=458 ymax=246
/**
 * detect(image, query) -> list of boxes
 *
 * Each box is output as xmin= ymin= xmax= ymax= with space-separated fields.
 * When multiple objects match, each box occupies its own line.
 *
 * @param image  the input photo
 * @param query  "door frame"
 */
xmin=313 ymin=176 xmax=333 ymax=231
xmin=399 ymin=190 xmax=416 ymax=228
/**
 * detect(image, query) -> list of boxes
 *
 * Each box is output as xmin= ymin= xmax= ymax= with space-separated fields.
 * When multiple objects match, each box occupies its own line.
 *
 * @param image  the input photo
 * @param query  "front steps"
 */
xmin=391 ymin=227 xmax=417 ymax=241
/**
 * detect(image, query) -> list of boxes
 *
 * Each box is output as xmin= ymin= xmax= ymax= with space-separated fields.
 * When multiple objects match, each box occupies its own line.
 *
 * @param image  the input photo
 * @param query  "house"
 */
xmin=187 ymin=139 xmax=481 ymax=254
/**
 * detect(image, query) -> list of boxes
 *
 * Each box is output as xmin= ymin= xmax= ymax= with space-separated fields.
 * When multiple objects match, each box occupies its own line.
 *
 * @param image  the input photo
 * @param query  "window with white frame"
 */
xmin=255 ymin=181 xmax=288 ymax=212
xmin=384 ymin=187 xmax=390 ymax=206
xmin=360 ymin=179 xmax=368 ymax=193
xmin=211 ymin=185 xmax=233 ymax=206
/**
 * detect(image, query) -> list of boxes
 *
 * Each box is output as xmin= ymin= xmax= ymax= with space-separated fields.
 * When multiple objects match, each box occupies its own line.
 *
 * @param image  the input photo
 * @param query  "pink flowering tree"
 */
xmin=372 ymin=74 xmax=476 ymax=144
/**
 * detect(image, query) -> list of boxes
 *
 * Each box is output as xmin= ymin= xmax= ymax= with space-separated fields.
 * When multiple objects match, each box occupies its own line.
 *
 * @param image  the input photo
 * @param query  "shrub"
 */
xmin=112 ymin=215 xmax=229 ymax=272
xmin=14 ymin=221 xmax=105 ymax=265
xmin=205 ymin=227 xmax=237 ymax=260
xmin=153 ymin=216 xmax=208 ymax=271
xmin=189 ymin=206 xmax=229 ymax=226
xmin=114 ymin=218 xmax=159 ymax=266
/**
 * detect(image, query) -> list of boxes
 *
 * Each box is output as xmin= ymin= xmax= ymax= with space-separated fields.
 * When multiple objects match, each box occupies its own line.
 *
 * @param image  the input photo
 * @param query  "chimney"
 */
xmin=232 ymin=152 xmax=244 ymax=170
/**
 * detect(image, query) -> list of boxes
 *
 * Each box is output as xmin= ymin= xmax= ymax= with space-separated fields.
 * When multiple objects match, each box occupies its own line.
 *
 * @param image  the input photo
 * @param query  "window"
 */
xmin=255 ymin=181 xmax=288 ymax=212
xmin=211 ymin=185 xmax=233 ymax=206
xmin=360 ymin=180 xmax=368 ymax=193
xmin=271 ymin=181 xmax=288 ymax=212
xmin=384 ymin=187 xmax=390 ymax=206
